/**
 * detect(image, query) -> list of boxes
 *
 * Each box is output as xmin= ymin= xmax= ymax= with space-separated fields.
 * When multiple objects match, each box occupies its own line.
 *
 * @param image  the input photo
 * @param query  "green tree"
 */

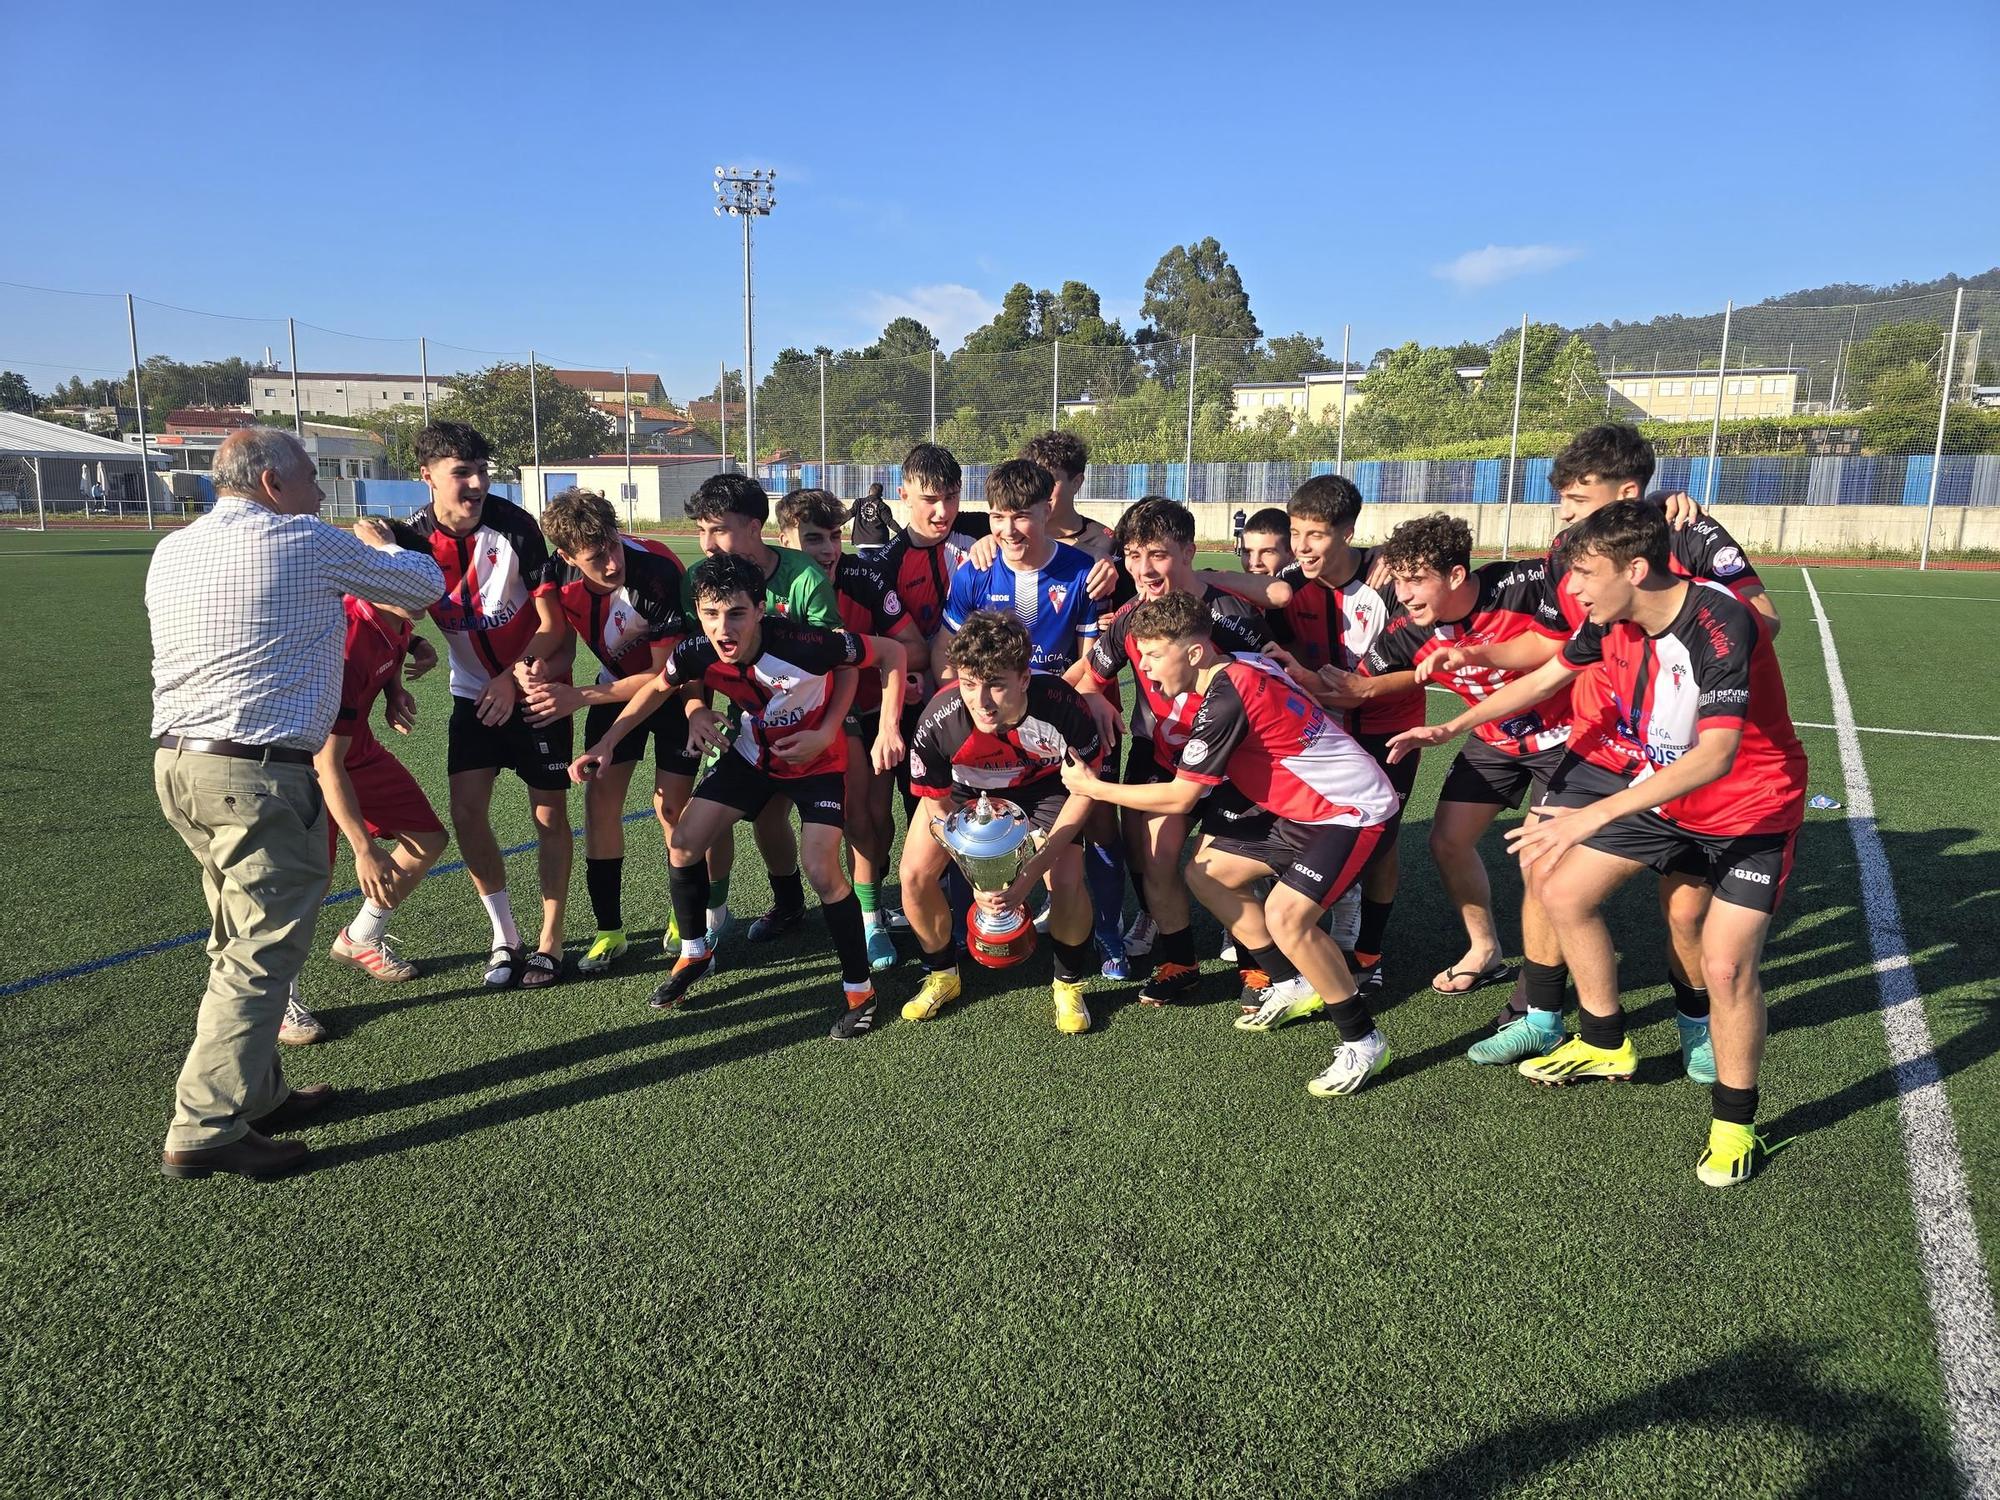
xmin=0 ymin=371 xmax=35 ymax=413
xmin=1250 ymin=332 xmax=1329 ymax=382
xmin=867 ymin=318 xmax=939 ymax=359
xmin=1845 ymin=321 xmax=1945 ymax=405
xmin=1348 ymin=342 xmax=1480 ymax=453
xmin=424 ymin=362 xmax=610 ymax=476
xmin=1137 ymin=238 xmax=1261 ymax=387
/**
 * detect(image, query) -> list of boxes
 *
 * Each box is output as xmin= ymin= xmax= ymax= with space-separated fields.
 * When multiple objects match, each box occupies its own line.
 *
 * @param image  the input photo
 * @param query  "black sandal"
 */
xmin=1432 ymin=959 xmax=1512 ymax=996
xmin=484 ymin=944 xmax=524 ymax=988
xmin=519 ymin=950 xmax=563 ymax=989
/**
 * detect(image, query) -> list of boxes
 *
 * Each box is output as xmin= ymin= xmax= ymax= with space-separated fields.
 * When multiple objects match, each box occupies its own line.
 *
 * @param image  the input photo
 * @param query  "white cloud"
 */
xmin=858 ymin=284 xmax=1000 ymax=349
xmin=1433 ymin=243 xmax=1583 ymax=291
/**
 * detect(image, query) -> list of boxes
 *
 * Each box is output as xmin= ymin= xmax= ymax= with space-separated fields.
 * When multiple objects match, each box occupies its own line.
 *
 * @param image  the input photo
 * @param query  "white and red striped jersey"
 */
xmin=394 ymin=496 xmax=559 ymax=699
xmin=1560 ymin=581 xmax=1806 ymax=836
xmin=662 ymin=617 xmax=873 ymax=779
xmin=1088 ymin=586 xmax=1270 ymax=771
xmin=557 ymin=536 xmax=689 ymax=685
xmin=1364 ymin=558 xmax=1574 ymax=757
xmin=1269 ymin=562 xmax=1425 ymax=736
xmin=1174 ymin=655 xmax=1398 ymax=828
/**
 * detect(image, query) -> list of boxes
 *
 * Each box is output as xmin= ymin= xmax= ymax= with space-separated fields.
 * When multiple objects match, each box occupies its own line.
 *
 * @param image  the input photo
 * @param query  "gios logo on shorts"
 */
xmin=1291 ymin=864 xmax=1324 ymax=882
xmin=1728 ymin=866 xmax=1773 ymax=885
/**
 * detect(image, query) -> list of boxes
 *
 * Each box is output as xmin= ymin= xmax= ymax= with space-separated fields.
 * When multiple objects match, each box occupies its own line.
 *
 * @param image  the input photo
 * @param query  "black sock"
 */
xmin=921 ymin=941 xmax=957 ymax=974
xmin=771 ymin=868 xmax=805 ymax=913
xmin=822 ymin=892 xmax=869 ymax=985
xmin=585 ymin=856 xmax=624 ymax=931
xmin=1053 ymin=937 xmax=1096 ymax=982
xmin=1157 ymin=926 xmax=1196 ymax=967
xmin=1355 ymin=898 xmax=1394 ymax=962
xmin=1327 ymin=994 xmax=1376 ymax=1043
xmin=1578 ymin=1007 xmax=1626 ymax=1050
xmin=1248 ymin=943 xmax=1301 ymax=986
xmin=1671 ymin=972 xmax=1711 ymax=1020
xmin=1520 ymin=958 xmax=1569 ymax=1017
xmin=668 ymin=862 xmax=710 ymax=950
xmin=1712 ymin=1082 xmax=1759 ymax=1125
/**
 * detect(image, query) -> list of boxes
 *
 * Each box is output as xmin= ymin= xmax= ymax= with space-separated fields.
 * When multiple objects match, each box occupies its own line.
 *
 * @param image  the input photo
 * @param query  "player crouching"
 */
xmin=899 ymin=612 xmax=1105 ymax=1034
xmin=570 ymin=553 xmax=907 ymax=1038
xmin=1061 ymin=593 xmax=1402 ymax=1096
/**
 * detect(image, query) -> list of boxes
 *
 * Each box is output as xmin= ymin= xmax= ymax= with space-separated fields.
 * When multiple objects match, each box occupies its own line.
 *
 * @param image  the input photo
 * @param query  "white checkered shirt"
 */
xmin=147 ymin=500 xmax=447 ymax=749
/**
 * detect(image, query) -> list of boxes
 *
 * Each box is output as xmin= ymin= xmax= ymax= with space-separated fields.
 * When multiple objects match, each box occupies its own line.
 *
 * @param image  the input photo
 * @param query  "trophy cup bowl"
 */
xmin=938 ymin=792 xmax=1038 ymax=969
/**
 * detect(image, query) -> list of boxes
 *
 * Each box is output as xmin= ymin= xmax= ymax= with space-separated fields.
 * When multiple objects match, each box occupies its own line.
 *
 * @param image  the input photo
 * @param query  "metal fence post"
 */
xmin=1183 ymin=334 xmax=1197 ymax=481
xmin=818 ymin=352 xmax=827 ymax=474
xmin=719 ymin=358 xmax=729 ymax=467
xmin=1920 ymin=285 xmax=1966 ymax=572
xmin=1051 ymin=341 xmax=1060 ymax=428
xmin=929 ymin=347 xmax=937 ymax=442
xmin=419 ymin=336 xmax=430 ymax=423
xmin=1499 ymin=313 xmax=1527 ymax=560
xmin=1703 ymin=300 xmax=1732 ymax=506
xmin=286 ymin=315 xmax=302 ymax=439
xmin=31 ymin=455 xmax=45 ymax=531
xmin=622 ymin=364 xmax=634 ymax=528
xmin=1336 ymin=323 xmax=1351 ymax=476
xmin=127 ymin=293 xmax=154 ymax=529
xmin=527 ymin=349 xmax=541 ymax=472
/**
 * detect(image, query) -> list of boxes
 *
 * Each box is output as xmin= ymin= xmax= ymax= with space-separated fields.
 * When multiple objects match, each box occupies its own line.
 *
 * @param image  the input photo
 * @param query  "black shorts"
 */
xmin=844 ymin=708 xmax=883 ymax=744
xmin=1125 ymin=735 xmax=1173 ymax=786
xmin=1440 ymin=739 xmax=1570 ymax=809
xmin=1534 ymin=750 xmax=1636 ymax=811
xmin=944 ymin=777 xmax=1070 ymax=838
xmin=585 ymin=701 xmax=697 ymax=778
xmin=694 ymin=750 xmax=845 ymax=828
xmin=1580 ymin=814 xmax=1798 ymax=915
xmin=447 ymin=695 xmax=574 ymax=791
xmin=1355 ymin=731 xmax=1419 ymax=814
xmin=1203 ymin=813 xmax=1390 ymax=910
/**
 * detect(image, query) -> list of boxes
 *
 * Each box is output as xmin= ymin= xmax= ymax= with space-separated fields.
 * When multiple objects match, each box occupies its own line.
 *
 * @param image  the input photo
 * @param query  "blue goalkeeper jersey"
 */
xmin=941 ymin=538 xmax=1105 ymax=673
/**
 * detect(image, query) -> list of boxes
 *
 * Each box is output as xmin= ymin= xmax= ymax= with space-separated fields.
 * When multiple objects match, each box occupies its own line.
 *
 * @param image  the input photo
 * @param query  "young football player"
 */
xmin=900 ymin=611 xmax=1106 ymax=1034
xmin=392 ymin=422 xmax=572 ymax=990
xmin=526 ymin=488 xmax=693 ymax=974
xmin=1236 ymin=507 xmax=1293 ymax=577
xmin=775 ymin=486 xmax=927 ymax=970
xmin=1062 ymin=593 xmax=1402 ymax=1096
xmin=572 ymin=552 xmax=907 ymax=1037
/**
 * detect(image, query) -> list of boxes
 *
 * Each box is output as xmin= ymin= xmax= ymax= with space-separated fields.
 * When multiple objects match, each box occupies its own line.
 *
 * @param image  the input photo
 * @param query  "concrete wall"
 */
xmin=250 ymin=375 xmax=450 ymax=417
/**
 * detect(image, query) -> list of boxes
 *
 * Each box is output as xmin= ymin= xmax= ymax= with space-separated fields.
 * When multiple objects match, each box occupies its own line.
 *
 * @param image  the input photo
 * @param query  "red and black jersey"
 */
xmin=557 ymin=536 xmax=689 ymax=684
xmin=393 ymin=495 xmax=559 ymax=699
xmin=1088 ymin=586 xmax=1270 ymax=771
xmin=831 ymin=554 xmax=908 ymax=714
xmin=1268 ymin=562 xmax=1424 ymax=735
xmin=1560 ymin=581 xmax=1806 ymax=836
xmin=662 ymin=617 xmax=873 ymax=779
xmin=1364 ymin=558 xmax=1574 ymax=757
xmin=1547 ymin=498 xmax=1763 ymax=630
xmin=332 ymin=597 xmax=411 ymax=757
xmin=1175 ymin=654 xmax=1399 ymax=828
xmin=877 ymin=519 xmax=984 ymax=642
xmin=908 ymin=673 xmax=1103 ymax=799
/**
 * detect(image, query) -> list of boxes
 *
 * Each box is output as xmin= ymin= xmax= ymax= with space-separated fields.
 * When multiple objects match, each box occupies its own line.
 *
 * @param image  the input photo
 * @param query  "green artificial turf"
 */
xmin=1 ymin=532 xmax=1994 ymax=1496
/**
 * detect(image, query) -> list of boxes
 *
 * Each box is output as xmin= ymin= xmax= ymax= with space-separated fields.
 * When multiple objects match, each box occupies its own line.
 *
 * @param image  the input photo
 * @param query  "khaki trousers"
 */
xmin=153 ymin=747 xmax=330 ymax=1151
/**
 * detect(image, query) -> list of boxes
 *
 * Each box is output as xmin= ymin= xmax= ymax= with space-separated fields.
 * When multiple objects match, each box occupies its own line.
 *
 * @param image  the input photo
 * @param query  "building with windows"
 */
xmin=549 ymin=370 xmax=667 ymax=409
xmin=1230 ymin=370 xmax=1367 ymax=429
xmin=249 ymin=371 xmax=454 ymax=419
xmin=1606 ymin=368 xmax=1800 ymax=422
xmin=130 ymin=419 xmax=389 ymax=480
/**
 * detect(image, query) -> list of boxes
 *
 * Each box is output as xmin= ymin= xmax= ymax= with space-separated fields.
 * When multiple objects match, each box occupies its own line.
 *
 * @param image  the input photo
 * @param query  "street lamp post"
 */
xmin=714 ymin=166 xmax=776 ymax=474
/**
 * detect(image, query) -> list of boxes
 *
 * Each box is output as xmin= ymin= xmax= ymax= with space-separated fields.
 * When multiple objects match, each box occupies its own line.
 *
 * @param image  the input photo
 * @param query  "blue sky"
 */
xmin=4 ymin=0 xmax=1994 ymax=402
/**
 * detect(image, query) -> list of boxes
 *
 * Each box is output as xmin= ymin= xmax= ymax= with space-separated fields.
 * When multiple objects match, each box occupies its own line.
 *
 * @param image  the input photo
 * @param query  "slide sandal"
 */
xmin=1432 ymin=960 xmax=1512 ymax=996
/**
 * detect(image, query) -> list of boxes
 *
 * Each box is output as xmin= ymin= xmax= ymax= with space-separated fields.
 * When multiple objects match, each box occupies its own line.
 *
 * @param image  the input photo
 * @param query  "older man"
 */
xmin=149 ymin=427 xmax=444 ymax=1181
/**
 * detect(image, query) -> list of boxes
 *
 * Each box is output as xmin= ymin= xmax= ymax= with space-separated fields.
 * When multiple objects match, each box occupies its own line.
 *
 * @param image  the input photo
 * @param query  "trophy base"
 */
xmin=966 ymin=908 xmax=1036 ymax=969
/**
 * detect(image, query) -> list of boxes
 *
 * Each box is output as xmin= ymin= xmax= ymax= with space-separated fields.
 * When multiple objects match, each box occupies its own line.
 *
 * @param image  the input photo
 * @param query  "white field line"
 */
xmin=1765 ymin=587 xmax=2000 ymax=601
xmin=1803 ymin=566 xmax=2000 ymax=1496
xmin=1794 ymin=722 xmax=2000 ymax=744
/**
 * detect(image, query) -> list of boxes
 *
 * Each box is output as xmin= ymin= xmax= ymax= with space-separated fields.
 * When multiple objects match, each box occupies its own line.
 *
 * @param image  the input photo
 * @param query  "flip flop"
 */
xmin=519 ymin=950 xmax=564 ymax=989
xmin=1432 ymin=960 xmax=1512 ymax=996
xmin=484 ymin=944 xmax=524 ymax=988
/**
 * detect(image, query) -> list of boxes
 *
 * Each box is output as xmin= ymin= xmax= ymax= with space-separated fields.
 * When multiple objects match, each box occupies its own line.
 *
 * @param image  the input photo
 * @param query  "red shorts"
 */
xmin=329 ymin=736 xmax=444 ymax=858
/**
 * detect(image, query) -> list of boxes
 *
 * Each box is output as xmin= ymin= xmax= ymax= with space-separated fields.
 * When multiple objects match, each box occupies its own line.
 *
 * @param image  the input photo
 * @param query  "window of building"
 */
xmin=1262 ymin=393 xmax=1279 ymax=406
xmin=1657 ymin=380 xmax=1683 ymax=396
xmin=403 ymin=391 xmax=414 ymax=400
xmin=1762 ymin=378 xmax=1785 ymax=395
xmin=317 ymin=458 xmax=340 ymax=479
xmin=263 ymin=387 xmax=275 ymax=397
xmin=1693 ymin=380 xmax=1717 ymax=396
xmin=1628 ymin=381 xmax=1650 ymax=398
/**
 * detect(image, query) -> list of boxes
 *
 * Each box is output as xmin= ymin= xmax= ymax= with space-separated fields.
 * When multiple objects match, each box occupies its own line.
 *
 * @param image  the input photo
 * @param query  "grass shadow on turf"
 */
xmin=1363 ymin=1338 xmax=1956 ymax=1499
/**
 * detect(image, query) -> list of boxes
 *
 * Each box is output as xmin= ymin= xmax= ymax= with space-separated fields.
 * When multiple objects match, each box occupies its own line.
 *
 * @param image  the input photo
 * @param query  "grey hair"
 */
xmin=212 ymin=426 xmax=310 ymax=497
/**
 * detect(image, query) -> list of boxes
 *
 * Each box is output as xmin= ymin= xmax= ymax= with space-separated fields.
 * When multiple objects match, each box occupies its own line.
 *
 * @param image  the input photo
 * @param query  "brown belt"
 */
xmin=156 ymin=734 xmax=315 ymax=766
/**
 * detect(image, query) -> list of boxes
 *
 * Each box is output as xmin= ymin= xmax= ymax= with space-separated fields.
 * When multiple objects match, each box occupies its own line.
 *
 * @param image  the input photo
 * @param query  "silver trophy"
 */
xmin=938 ymin=792 xmax=1038 ymax=968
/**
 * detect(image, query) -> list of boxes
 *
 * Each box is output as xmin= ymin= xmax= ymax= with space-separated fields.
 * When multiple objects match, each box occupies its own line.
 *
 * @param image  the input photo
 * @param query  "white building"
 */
xmin=249 ymin=371 xmax=454 ymax=419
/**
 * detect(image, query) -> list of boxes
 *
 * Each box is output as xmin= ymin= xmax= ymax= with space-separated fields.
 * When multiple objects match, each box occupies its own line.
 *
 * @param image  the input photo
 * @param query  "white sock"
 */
xmin=862 ymin=909 xmax=881 ymax=935
xmin=348 ymin=900 xmax=392 ymax=946
xmin=679 ymin=937 xmax=711 ymax=960
xmin=481 ymin=891 xmax=521 ymax=949
xmin=1265 ymin=975 xmax=1313 ymax=1003
xmin=705 ymin=904 xmax=731 ymax=934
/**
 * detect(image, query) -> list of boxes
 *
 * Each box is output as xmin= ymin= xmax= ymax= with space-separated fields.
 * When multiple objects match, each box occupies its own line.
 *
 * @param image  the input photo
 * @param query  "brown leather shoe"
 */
xmin=161 ymin=1129 xmax=309 ymax=1180
xmin=249 ymin=1083 xmax=337 ymax=1134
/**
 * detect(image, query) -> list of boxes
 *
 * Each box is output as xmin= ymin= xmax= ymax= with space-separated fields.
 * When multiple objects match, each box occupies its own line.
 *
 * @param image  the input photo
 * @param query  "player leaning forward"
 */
xmin=1062 ymin=592 xmax=1403 ymax=1096
xmin=572 ymin=552 xmax=907 ymax=1036
xmin=1390 ymin=501 xmax=1806 ymax=1184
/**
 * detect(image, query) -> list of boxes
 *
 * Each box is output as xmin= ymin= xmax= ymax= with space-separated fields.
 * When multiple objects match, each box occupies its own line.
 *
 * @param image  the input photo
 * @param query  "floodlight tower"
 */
xmin=714 ymin=166 xmax=777 ymax=470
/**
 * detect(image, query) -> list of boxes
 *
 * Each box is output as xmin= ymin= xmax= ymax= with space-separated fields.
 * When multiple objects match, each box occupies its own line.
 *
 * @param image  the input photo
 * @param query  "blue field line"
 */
xmin=0 ymin=809 xmax=657 ymax=1002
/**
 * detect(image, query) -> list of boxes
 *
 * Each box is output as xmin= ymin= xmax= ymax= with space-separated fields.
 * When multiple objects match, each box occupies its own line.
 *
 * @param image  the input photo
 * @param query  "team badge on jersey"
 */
xmin=1047 ymin=583 xmax=1069 ymax=611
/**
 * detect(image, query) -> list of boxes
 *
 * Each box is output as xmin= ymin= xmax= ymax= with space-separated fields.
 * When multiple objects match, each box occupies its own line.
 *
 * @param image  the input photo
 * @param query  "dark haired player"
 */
xmin=572 ymin=553 xmax=907 ymax=1037
xmin=392 ymin=421 xmax=572 ymax=990
xmin=1062 ymin=593 xmax=1402 ymax=1096
xmin=899 ymin=611 xmax=1104 ymax=1035
xmin=776 ymin=487 xmax=926 ymax=970
xmin=1021 ymin=429 xmax=1115 ymax=561
xmin=526 ymin=487 xmax=692 ymax=973
xmin=1236 ymin=507 xmax=1293 ymax=577
xmin=1268 ymin=474 xmax=1423 ymax=992
xmin=1390 ymin=501 xmax=1806 ymax=1185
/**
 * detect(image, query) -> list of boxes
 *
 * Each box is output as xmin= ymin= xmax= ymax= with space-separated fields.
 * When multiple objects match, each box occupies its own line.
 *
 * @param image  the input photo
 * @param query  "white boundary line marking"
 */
xmin=1794 ymin=722 xmax=2000 ymax=744
xmin=1766 ymin=587 xmax=2000 ymax=601
xmin=1804 ymin=567 xmax=2000 ymax=1494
